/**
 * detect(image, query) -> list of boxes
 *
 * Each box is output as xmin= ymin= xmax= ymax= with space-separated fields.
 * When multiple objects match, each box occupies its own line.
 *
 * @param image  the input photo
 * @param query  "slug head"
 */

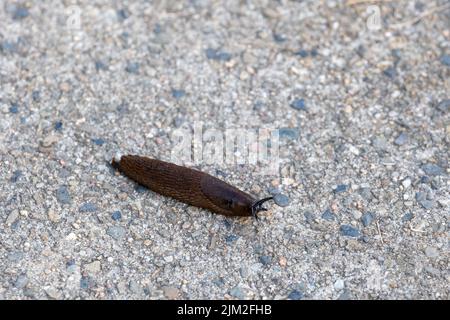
xmin=251 ymin=197 xmax=274 ymax=220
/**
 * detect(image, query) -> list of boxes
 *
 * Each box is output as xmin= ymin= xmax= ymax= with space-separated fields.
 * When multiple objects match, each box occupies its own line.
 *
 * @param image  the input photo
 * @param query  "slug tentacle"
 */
xmin=112 ymin=155 xmax=274 ymax=218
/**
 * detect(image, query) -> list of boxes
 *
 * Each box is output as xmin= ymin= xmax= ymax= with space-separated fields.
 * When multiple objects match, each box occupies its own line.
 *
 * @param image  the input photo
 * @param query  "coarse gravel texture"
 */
xmin=0 ymin=0 xmax=449 ymax=300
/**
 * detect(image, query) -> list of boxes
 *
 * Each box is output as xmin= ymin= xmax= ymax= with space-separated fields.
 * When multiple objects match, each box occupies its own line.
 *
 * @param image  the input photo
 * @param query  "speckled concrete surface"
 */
xmin=0 ymin=0 xmax=449 ymax=300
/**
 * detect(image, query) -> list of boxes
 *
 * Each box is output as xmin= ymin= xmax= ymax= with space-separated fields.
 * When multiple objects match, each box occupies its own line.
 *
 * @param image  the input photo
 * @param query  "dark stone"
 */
xmin=9 ymin=104 xmax=19 ymax=114
xmin=322 ymin=209 xmax=336 ymax=221
xmin=171 ymin=89 xmax=186 ymax=99
xmin=394 ymin=132 xmax=408 ymax=146
xmin=383 ymin=66 xmax=397 ymax=78
xmin=294 ymin=50 xmax=309 ymax=58
xmin=32 ymin=90 xmax=41 ymax=102
xmin=334 ymin=184 xmax=349 ymax=194
xmin=361 ymin=212 xmax=375 ymax=227
xmin=13 ymin=6 xmax=29 ymax=20
xmin=79 ymin=203 xmax=98 ymax=213
xmin=54 ymin=121 xmax=63 ymax=131
xmin=273 ymin=33 xmax=287 ymax=43
xmin=290 ymin=99 xmax=306 ymax=111
xmin=421 ymin=164 xmax=444 ymax=176
xmin=205 ymin=48 xmax=232 ymax=61
xmin=436 ymin=99 xmax=450 ymax=113
xmin=339 ymin=225 xmax=361 ymax=237
xmin=111 ymin=211 xmax=122 ymax=221
xmin=135 ymin=185 xmax=147 ymax=193
xmin=268 ymin=187 xmax=281 ymax=195
xmin=402 ymin=212 xmax=413 ymax=222
xmin=80 ymin=276 xmax=92 ymax=290
xmin=125 ymin=62 xmax=139 ymax=74
xmin=310 ymin=48 xmax=319 ymax=57
xmin=304 ymin=211 xmax=314 ymax=224
xmin=416 ymin=192 xmax=433 ymax=209
xmin=10 ymin=170 xmax=22 ymax=183
xmin=440 ymin=54 xmax=450 ymax=67
xmin=153 ymin=23 xmax=162 ymax=34
xmin=420 ymin=176 xmax=430 ymax=184
xmin=279 ymin=128 xmax=299 ymax=140
xmin=225 ymin=234 xmax=238 ymax=244
xmin=95 ymin=60 xmax=108 ymax=71
xmin=274 ymin=193 xmax=290 ymax=207
xmin=56 ymin=186 xmax=71 ymax=204
xmin=259 ymin=255 xmax=272 ymax=266
xmin=287 ymin=290 xmax=303 ymax=300
xmin=117 ymin=9 xmax=130 ymax=20
xmin=92 ymin=138 xmax=105 ymax=146
xmin=1 ymin=41 xmax=18 ymax=54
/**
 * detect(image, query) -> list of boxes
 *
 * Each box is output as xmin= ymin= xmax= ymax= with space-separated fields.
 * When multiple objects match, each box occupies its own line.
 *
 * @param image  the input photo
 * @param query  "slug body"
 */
xmin=112 ymin=155 xmax=273 ymax=218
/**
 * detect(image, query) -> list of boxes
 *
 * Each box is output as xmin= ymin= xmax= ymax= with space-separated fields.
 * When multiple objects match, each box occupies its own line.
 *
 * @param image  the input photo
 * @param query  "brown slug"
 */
xmin=111 ymin=155 xmax=273 ymax=218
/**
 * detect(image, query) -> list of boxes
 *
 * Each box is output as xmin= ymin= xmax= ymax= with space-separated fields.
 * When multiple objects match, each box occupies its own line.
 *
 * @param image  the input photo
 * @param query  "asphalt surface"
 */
xmin=0 ymin=1 xmax=449 ymax=299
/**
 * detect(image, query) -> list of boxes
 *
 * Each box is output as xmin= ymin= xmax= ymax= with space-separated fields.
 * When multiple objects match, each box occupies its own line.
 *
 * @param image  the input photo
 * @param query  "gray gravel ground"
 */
xmin=1 ymin=0 xmax=449 ymax=300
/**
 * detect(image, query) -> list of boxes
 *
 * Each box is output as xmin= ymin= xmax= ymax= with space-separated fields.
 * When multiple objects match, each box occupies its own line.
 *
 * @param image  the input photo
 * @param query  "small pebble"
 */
xmin=85 ymin=260 xmax=101 ymax=274
xmin=10 ymin=170 xmax=22 ymax=183
xmin=13 ymin=6 xmax=29 ymax=20
xmin=294 ymin=50 xmax=309 ymax=58
xmin=107 ymin=226 xmax=126 ymax=240
xmin=225 ymin=234 xmax=238 ymax=244
xmin=54 ymin=121 xmax=63 ymax=131
xmin=420 ymin=176 xmax=430 ymax=184
xmin=440 ymin=54 xmax=450 ymax=67
xmin=273 ymin=33 xmax=287 ymax=43
xmin=321 ymin=209 xmax=336 ymax=221
xmin=9 ymin=104 xmax=19 ymax=114
xmin=339 ymin=225 xmax=361 ymax=237
xmin=402 ymin=212 xmax=413 ymax=222
xmin=273 ymin=193 xmax=290 ymax=207
xmin=56 ymin=186 xmax=71 ymax=204
xmin=171 ymin=89 xmax=186 ymax=99
xmin=6 ymin=210 xmax=19 ymax=225
xmin=259 ymin=255 xmax=272 ymax=266
xmin=383 ymin=66 xmax=397 ymax=78
xmin=79 ymin=203 xmax=98 ymax=213
xmin=268 ymin=187 xmax=281 ymax=195
xmin=205 ymin=48 xmax=232 ymax=61
xmin=80 ymin=276 xmax=92 ymax=290
xmin=334 ymin=279 xmax=345 ymax=290
xmin=8 ymin=251 xmax=23 ymax=262
xmin=117 ymin=9 xmax=130 ymax=20
xmin=361 ymin=212 xmax=375 ymax=227
xmin=111 ymin=211 xmax=122 ymax=221
xmin=1 ymin=41 xmax=17 ymax=54
xmin=153 ymin=23 xmax=162 ymax=34
xmin=394 ymin=132 xmax=409 ymax=146
xmin=95 ymin=60 xmax=108 ymax=71
xmin=424 ymin=246 xmax=439 ymax=258
xmin=401 ymin=178 xmax=411 ymax=189
xmin=15 ymin=274 xmax=28 ymax=289
xmin=290 ymin=98 xmax=306 ymax=111
xmin=304 ymin=211 xmax=314 ymax=224
xmin=436 ymin=99 xmax=450 ymax=113
xmin=92 ymin=138 xmax=105 ymax=146
xmin=32 ymin=91 xmax=41 ymax=102
xmin=416 ymin=192 xmax=433 ymax=209
xmin=421 ymin=164 xmax=443 ymax=176
xmin=125 ymin=62 xmax=140 ymax=74
xmin=229 ymin=286 xmax=245 ymax=299
xmin=334 ymin=184 xmax=349 ymax=194
xmin=287 ymin=290 xmax=303 ymax=300
xmin=279 ymin=128 xmax=299 ymax=140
